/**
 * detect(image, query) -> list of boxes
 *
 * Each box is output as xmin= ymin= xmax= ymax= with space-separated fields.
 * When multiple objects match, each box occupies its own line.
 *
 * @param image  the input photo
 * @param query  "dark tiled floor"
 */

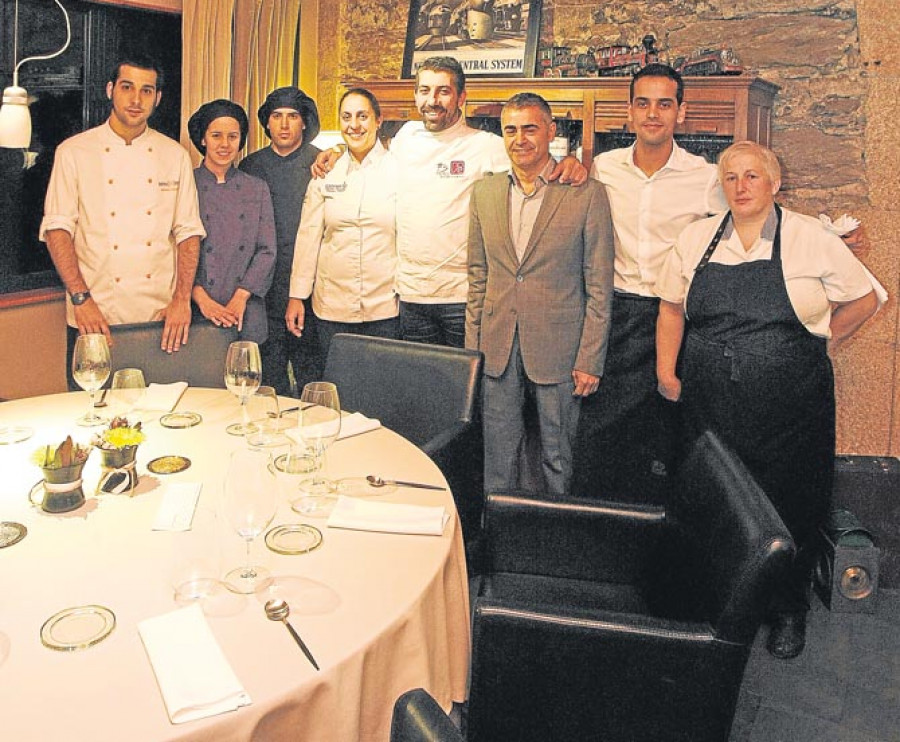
xmin=730 ymin=589 xmax=900 ymax=742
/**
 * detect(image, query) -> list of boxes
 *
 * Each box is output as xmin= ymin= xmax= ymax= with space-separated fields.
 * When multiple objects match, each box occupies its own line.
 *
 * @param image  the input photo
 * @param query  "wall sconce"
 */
xmin=0 ymin=0 xmax=72 ymax=149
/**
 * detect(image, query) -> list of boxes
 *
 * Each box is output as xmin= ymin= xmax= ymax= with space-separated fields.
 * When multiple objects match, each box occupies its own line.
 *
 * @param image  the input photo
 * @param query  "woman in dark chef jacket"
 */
xmin=187 ymin=100 xmax=276 ymax=343
xmin=655 ymin=140 xmax=879 ymax=660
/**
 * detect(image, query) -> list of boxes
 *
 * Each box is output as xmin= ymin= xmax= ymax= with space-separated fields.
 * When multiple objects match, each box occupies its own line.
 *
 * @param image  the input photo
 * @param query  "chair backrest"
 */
xmin=663 ymin=430 xmax=796 ymax=643
xmin=390 ymin=689 xmax=464 ymax=742
xmin=109 ymin=320 xmax=238 ymax=388
xmin=322 ymin=334 xmax=483 ymax=451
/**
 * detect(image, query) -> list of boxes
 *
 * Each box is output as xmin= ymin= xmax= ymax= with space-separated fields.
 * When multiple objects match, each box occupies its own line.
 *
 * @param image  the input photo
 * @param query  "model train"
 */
xmin=595 ymin=35 xmax=659 ymax=76
xmin=540 ymin=36 xmax=745 ymax=78
xmin=672 ymin=47 xmax=744 ymax=76
xmin=539 ymin=46 xmax=599 ymax=77
xmin=541 ymin=35 xmax=660 ymax=78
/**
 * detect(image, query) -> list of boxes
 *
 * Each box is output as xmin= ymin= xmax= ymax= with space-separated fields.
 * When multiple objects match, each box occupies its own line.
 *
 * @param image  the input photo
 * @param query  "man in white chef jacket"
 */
xmin=41 ymin=54 xmax=205 ymax=378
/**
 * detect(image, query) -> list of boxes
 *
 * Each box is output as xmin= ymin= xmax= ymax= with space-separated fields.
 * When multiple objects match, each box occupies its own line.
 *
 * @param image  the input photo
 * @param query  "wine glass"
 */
xmin=224 ymin=341 xmax=262 ymax=435
xmin=72 ymin=333 xmax=111 ymax=426
xmin=222 ymin=448 xmax=278 ymax=594
xmin=246 ymin=386 xmax=283 ymax=448
xmin=291 ymin=382 xmax=341 ymax=517
xmin=110 ymin=368 xmax=146 ymax=419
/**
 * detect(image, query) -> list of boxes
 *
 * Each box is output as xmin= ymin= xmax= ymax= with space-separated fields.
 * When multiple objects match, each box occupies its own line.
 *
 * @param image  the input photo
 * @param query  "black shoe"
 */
xmin=767 ymin=614 xmax=807 ymax=659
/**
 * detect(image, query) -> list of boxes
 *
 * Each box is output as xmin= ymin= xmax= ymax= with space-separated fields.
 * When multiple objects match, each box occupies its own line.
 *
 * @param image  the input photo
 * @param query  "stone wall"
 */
xmin=317 ymin=0 xmax=899 ymax=456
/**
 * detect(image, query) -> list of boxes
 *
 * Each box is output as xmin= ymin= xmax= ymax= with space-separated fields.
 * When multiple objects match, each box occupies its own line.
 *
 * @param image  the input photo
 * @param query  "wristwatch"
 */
xmin=70 ymin=291 xmax=91 ymax=306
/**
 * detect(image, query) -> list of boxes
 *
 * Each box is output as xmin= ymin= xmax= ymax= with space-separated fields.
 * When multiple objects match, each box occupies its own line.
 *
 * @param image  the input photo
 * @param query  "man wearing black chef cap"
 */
xmin=240 ymin=87 xmax=322 ymax=397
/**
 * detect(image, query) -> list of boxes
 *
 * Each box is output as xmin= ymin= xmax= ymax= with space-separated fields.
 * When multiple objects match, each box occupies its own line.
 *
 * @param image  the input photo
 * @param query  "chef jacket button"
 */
xmin=148 ymin=178 xmax=153 ymax=184
xmin=145 ymin=274 xmax=151 ymax=279
xmin=238 ymin=245 xmax=245 ymax=252
xmin=146 ymin=210 xmax=152 ymax=216
xmin=115 ymin=277 xmax=121 ymax=283
xmin=108 ymin=179 xmax=113 ymax=185
xmin=113 ymin=245 xmax=119 ymax=250
xmin=105 ymin=147 xmax=110 ymax=153
xmin=146 ymin=241 xmax=151 ymax=246
xmin=148 ymin=147 xmax=153 ymax=152
xmin=238 ymin=214 xmax=245 ymax=220
xmin=110 ymin=211 xmax=115 ymax=217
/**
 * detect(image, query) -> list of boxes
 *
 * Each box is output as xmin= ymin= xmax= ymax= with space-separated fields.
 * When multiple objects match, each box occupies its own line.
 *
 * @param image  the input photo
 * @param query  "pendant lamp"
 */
xmin=0 ymin=0 xmax=71 ymax=149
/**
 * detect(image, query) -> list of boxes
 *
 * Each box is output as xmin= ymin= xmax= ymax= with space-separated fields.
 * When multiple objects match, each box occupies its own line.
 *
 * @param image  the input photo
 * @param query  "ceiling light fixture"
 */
xmin=0 ymin=0 xmax=72 ymax=149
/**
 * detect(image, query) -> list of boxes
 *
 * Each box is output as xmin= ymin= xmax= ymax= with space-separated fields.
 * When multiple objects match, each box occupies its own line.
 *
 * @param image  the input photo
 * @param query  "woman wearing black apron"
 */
xmin=655 ymin=141 xmax=879 ymax=659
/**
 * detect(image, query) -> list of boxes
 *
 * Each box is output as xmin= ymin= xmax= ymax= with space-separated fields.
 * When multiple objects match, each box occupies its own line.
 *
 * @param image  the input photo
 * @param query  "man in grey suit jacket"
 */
xmin=465 ymin=93 xmax=615 ymax=496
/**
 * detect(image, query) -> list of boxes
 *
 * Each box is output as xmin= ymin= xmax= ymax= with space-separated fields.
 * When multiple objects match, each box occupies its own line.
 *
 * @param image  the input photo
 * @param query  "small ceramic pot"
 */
xmin=38 ymin=462 xmax=87 ymax=513
xmin=97 ymin=446 xmax=140 ymax=494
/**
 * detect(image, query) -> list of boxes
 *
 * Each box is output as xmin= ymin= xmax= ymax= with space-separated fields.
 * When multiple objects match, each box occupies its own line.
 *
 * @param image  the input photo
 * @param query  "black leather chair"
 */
xmin=390 ymin=689 xmax=464 ymax=742
xmin=399 ymin=431 xmax=795 ymax=742
xmin=109 ymin=320 xmax=238 ymax=388
xmin=322 ymin=334 xmax=484 ymax=543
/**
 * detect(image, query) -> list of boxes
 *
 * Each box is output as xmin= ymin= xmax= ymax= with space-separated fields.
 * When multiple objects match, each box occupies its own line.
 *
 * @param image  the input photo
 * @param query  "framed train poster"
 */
xmin=401 ymin=0 xmax=543 ymax=78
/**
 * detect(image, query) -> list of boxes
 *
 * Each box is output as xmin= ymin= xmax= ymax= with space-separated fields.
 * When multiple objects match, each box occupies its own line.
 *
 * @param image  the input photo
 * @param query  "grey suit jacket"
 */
xmin=465 ymin=171 xmax=615 ymax=384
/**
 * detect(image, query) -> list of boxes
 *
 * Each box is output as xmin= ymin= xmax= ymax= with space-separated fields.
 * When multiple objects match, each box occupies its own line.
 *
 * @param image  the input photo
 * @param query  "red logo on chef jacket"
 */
xmin=437 ymin=161 xmax=466 ymax=178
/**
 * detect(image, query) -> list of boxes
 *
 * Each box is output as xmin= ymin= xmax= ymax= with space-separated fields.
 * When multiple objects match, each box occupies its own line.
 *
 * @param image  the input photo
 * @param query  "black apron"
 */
xmin=682 ymin=205 xmax=834 ymax=610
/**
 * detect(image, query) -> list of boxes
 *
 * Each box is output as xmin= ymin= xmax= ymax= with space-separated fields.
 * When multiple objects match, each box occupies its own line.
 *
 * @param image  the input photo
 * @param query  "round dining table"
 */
xmin=0 ymin=388 xmax=470 ymax=741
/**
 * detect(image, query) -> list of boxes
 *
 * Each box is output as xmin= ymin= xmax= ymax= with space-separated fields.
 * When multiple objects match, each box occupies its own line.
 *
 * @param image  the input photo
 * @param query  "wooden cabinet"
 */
xmin=351 ymin=76 xmax=778 ymax=165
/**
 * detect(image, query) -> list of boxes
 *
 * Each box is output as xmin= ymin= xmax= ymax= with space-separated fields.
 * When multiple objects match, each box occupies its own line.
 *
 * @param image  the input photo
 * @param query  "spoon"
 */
xmin=366 ymin=475 xmax=447 ymax=491
xmin=264 ymin=599 xmax=320 ymax=671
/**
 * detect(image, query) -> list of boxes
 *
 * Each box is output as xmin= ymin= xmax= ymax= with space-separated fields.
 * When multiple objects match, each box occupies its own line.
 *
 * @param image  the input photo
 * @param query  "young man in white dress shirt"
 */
xmin=570 ymin=64 xmax=724 ymax=502
xmin=41 ymin=55 xmax=205 ymax=382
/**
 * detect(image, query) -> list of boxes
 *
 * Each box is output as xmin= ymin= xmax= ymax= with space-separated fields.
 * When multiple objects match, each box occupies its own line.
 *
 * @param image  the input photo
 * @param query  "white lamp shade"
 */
xmin=0 ymin=86 xmax=32 ymax=149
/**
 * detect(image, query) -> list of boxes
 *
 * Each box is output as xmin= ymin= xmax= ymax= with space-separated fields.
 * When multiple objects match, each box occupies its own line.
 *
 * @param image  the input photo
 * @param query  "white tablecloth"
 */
xmin=0 ymin=389 xmax=470 ymax=741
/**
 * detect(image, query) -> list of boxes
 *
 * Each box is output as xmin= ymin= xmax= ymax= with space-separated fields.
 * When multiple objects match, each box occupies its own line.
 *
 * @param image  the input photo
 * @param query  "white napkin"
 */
xmin=818 ymin=213 xmax=861 ymax=236
xmin=141 ymin=382 xmax=189 ymax=412
xmin=138 ymin=604 xmax=251 ymax=724
xmin=327 ymin=495 xmax=449 ymax=536
xmin=151 ymin=483 xmax=202 ymax=531
xmin=286 ymin=411 xmax=381 ymax=445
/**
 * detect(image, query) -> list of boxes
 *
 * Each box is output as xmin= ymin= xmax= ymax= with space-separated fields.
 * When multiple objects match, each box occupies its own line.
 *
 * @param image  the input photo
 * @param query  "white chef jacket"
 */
xmin=40 ymin=121 xmax=205 ymax=327
xmin=392 ymin=117 xmax=508 ymax=304
xmin=591 ymin=142 xmax=725 ymax=296
xmin=655 ymin=207 xmax=880 ymax=338
xmin=290 ymin=141 xmax=399 ymax=322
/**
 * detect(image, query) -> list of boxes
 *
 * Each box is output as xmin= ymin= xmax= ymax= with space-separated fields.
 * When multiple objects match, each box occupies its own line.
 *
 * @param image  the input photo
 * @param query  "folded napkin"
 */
xmin=142 ymin=382 xmax=189 ymax=412
xmin=327 ymin=495 xmax=449 ymax=536
xmin=286 ymin=411 xmax=381 ymax=445
xmin=818 ymin=213 xmax=861 ymax=236
xmin=138 ymin=603 xmax=251 ymax=724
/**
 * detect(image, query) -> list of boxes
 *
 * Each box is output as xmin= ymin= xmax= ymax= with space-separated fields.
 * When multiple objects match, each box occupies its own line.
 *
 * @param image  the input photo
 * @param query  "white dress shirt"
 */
xmin=591 ymin=142 xmax=725 ymax=296
xmin=392 ymin=117 xmax=509 ymax=304
xmin=40 ymin=122 xmax=205 ymax=326
xmin=290 ymin=140 xmax=399 ymax=323
xmin=655 ymin=207 xmax=880 ymax=338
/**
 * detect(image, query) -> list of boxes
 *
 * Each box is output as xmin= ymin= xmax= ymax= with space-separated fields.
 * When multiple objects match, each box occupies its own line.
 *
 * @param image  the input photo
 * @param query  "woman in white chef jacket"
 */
xmin=285 ymin=88 xmax=398 ymax=359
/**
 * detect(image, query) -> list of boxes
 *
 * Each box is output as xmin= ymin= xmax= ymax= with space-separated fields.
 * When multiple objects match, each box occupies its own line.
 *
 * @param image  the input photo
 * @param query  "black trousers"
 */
xmin=570 ymin=293 xmax=677 ymax=503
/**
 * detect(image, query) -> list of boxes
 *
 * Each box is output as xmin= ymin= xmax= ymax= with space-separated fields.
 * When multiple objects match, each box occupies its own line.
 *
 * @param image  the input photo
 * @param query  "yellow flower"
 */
xmin=101 ymin=427 xmax=145 ymax=449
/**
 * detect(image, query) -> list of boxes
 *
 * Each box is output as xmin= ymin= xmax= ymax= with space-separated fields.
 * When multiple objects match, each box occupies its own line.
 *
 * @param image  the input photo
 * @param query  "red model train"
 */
xmin=595 ymin=35 xmax=659 ymax=76
xmin=672 ymin=47 xmax=744 ymax=76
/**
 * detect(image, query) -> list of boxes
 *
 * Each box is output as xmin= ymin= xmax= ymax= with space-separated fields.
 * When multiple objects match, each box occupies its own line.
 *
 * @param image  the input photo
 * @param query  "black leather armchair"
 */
xmin=391 ymin=689 xmax=464 ymax=742
xmin=398 ymin=431 xmax=795 ymax=742
xmin=323 ymin=334 xmax=484 ymax=542
xmin=109 ymin=320 xmax=237 ymax=388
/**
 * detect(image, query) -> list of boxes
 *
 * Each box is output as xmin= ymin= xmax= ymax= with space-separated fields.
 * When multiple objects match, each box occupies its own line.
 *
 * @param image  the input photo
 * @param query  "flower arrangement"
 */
xmin=94 ymin=417 xmax=145 ymax=451
xmin=31 ymin=435 xmax=91 ymax=470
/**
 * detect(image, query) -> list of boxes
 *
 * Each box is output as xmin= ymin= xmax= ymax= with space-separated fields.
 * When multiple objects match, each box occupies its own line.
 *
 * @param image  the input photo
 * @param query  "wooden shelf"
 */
xmin=350 ymin=75 xmax=778 ymax=165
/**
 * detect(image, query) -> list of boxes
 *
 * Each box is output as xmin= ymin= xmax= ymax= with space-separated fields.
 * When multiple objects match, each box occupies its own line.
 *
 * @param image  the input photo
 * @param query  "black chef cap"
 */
xmin=256 ymin=86 xmax=320 ymax=143
xmin=187 ymin=99 xmax=249 ymax=155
